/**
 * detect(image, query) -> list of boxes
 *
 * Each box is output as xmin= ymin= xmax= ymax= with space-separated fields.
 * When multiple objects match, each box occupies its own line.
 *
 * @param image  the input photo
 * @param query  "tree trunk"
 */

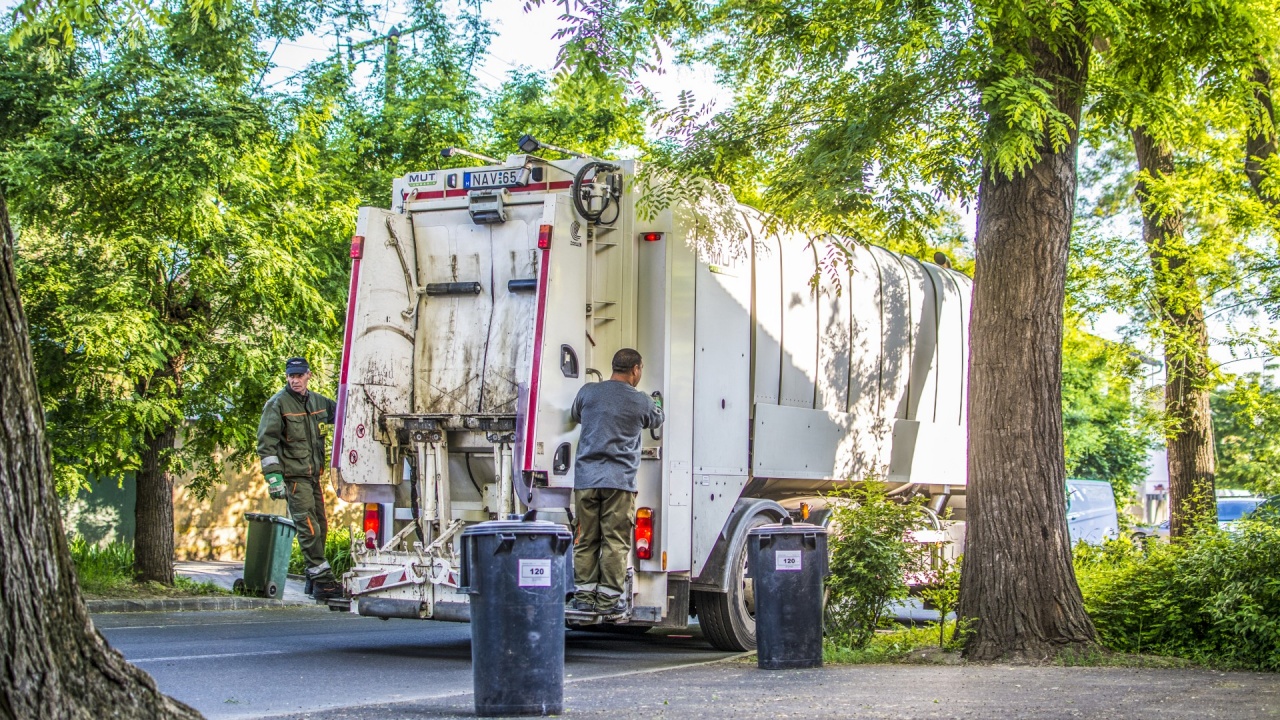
xmin=0 ymin=189 xmax=202 ymax=718
xmin=134 ymin=424 xmax=177 ymax=584
xmin=958 ymin=35 xmax=1099 ymax=662
xmin=1133 ymin=126 xmax=1217 ymax=537
xmin=1246 ymin=63 xmax=1277 ymax=209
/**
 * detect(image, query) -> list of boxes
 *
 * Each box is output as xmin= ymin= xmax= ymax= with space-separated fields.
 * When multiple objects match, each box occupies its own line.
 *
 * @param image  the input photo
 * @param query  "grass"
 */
xmin=821 ymin=623 xmax=1197 ymax=669
xmin=68 ymin=536 xmax=229 ymax=598
xmin=825 ymin=624 xmax=963 ymax=665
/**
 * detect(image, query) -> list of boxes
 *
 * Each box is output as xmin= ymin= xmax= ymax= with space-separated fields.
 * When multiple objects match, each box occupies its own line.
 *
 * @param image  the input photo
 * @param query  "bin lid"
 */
xmin=747 ymin=516 xmax=826 ymax=537
xmin=461 ymin=517 xmax=572 ymax=539
xmin=244 ymin=512 xmax=298 ymax=529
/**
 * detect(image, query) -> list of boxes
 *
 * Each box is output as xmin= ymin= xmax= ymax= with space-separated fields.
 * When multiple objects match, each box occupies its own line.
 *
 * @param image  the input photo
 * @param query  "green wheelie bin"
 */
xmin=236 ymin=513 xmax=297 ymax=599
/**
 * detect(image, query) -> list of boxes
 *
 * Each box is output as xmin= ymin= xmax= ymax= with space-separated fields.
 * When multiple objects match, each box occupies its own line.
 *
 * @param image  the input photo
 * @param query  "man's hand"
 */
xmin=265 ymin=472 xmax=286 ymax=500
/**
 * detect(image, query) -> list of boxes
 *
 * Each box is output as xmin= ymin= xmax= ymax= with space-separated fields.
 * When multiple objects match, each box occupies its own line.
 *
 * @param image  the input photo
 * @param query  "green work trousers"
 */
xmin=286 ymin=475 xmax=333 ymax=582
xmin=573 ymin=488 xmax=635 ymax=604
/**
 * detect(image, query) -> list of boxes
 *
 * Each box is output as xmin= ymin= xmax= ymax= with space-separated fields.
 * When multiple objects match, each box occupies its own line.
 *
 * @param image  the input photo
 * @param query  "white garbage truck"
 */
xmin=329 ymin=141 xmax=972 ymax=650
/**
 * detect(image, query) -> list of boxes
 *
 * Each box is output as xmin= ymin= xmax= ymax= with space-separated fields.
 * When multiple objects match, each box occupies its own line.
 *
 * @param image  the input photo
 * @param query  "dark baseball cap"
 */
xmin=284 ymin=357 xmax=310 ymax=375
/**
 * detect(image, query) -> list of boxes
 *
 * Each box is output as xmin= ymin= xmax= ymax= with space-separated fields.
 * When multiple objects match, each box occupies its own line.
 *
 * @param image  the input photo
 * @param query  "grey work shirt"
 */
xmin=570 ymin=380 xmax=665 ymax=492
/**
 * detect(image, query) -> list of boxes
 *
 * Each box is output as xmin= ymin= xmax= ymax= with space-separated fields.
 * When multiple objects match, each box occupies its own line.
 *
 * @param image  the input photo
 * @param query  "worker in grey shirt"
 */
xmin=568 ymin=348 xmax=664 ymax=617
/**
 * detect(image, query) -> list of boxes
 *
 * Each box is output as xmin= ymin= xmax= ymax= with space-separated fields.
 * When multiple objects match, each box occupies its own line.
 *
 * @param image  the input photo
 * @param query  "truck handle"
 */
xmin=649 ymin=391 xmax=663 ymax=441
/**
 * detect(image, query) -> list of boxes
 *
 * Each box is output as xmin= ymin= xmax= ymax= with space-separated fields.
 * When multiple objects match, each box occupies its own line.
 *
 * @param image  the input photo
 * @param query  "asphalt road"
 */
xmin=94 ymin=608 xmax=737 ymax=719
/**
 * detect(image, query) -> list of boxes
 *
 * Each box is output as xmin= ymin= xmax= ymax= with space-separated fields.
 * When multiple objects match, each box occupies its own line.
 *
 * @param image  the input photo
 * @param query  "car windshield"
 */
xmin=1218 ymin=498 xmax=1263 ymax=522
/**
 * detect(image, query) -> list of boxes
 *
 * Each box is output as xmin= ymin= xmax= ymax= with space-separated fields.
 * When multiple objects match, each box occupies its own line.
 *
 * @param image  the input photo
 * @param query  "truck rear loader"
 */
xmin=330 ymin=144 xmax=971 ymax=651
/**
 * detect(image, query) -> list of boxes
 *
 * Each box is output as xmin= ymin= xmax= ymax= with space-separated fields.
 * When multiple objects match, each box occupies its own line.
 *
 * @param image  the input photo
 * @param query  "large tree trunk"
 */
xmin=958 ymin=35 xmax=1099 ymax=662
xmin=134 ymin=424 xmax=177 ymax=584
xmin=0 ymin=189 xmax=201 ymax=718
xmin=1133 ymin=127 xmax=1217 ymax=537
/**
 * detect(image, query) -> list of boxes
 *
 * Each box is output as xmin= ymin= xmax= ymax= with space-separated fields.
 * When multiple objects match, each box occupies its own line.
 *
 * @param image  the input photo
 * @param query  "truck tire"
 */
xmin=692 ymin=513 xmax=773 ymax=651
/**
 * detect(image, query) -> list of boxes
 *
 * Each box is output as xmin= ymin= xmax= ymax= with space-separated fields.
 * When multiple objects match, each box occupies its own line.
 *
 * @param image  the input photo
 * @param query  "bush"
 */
xmin=1075 ymin=521 xmax=1280 ymax=670
xmin=289 ymin=526 xmax=354 ymax=578
xmin=824 ymin=483 xmax=931 ymax=649
xmin=918 ymin=553 xmax=963 ymax=649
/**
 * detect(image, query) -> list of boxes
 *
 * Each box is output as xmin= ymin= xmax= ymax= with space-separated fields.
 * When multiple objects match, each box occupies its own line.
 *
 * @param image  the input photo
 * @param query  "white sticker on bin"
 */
xmin=518 ymin=559 xmax=552 ymax=587
xmin=775 ymin=550 xmax=803 ymax=571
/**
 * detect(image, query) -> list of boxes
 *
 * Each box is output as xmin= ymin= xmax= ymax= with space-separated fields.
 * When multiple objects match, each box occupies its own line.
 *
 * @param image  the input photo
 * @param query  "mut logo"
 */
xmin=570 ymin=221 xmax=583 ymax=247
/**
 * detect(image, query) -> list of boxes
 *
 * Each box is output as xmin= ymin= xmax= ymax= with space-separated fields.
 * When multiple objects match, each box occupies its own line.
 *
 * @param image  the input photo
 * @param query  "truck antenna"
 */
xmin=441 ymin=147 xmax=502 ymax=164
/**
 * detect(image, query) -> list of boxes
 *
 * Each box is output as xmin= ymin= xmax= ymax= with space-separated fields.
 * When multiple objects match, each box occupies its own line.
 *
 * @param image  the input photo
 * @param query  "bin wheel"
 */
xmin=266 ymin=582 xmax=278 ymax=598
xmin=692 ymin=512 xmax=773 ymax=651
xmin=232 ymin=579 xmax=245 ymax=595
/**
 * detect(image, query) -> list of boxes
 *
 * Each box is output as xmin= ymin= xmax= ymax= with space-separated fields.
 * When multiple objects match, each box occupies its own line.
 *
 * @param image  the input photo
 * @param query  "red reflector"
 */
xmin=635 ymin=507 xmax=654 ymax=560
xmin=640 ymin=231 xmax=664 ymax=242
xmin=537 ymin=224 xmax=553 ymax=249
xmin=350 ymin=235 xmax=365 ymax=259
xmin=363 ymin=503 xmax=381 ymax=550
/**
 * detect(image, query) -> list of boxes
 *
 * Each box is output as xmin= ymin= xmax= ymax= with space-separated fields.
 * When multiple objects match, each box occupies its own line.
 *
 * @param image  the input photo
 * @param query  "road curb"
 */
xmin=86 ymin=596 xmax=318 ymax=613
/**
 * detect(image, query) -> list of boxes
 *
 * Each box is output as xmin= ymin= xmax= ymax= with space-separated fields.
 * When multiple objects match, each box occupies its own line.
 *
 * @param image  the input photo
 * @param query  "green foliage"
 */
xmin=485 ymin=68 xmax=650 ymax=159
xmin=1212 ymin=373 xmax=1280 ymax=497
xmin=824 ymin=483 xmax=930 ymax=649
xmin=823 ymin=624 xmax=959 ymax=665
xmin=4 ymin=4 xmax=353 ymax=498
xmin=1061 ymin=321 xmax=1155 ymax=505
xmin=67 ymin=536 xmax=225 ymax=596
xmin=67 ymin=535 xmax=136 ymax=594
xmin=1075 ymin=525 xmax=1280 ymax=670
xmin=917 ymin=554 xmax=963 ymax=650
xmin=288 ymin=526 xmax=354 ymax=578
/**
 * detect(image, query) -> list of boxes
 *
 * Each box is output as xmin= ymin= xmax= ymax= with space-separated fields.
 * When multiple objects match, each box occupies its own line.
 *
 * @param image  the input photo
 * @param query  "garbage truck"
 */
xmin=329 ymin=140 xmax=972 ymax=650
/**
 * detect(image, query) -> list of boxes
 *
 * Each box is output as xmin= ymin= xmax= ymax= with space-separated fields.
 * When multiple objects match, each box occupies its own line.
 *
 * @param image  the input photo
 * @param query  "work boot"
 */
xmin=594 ymin=594 xmax=627 ymax=619
xmin=571 ymin=590 xmax=597 ymax=613
xmin=312 ymin=580 xmax=344 ymax=602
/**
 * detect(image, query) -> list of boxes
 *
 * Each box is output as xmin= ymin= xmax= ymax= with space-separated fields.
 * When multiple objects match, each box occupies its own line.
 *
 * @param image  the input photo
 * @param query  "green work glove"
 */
xmin=650 ymin=391 xmax=662 ymax=409
xmin=265 ymin=472 xmax=286 ymax=500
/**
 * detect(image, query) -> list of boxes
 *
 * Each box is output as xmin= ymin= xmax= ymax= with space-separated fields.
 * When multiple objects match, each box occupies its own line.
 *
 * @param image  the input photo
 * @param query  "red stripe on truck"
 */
xmin=523 ymin=245 xmax=552 ymax=468
xmin=332 ymin=249 xmax=363 ymax=467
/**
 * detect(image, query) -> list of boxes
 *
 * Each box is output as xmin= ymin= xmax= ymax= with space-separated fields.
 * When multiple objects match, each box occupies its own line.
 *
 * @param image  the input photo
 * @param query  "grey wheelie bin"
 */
xmin=237 ymin=513 xmax=297 ymax=599
xmin=461 ymin=515 xmax=573 ymax=717
xmin=747 ymin=516 xmax=829 ymax=669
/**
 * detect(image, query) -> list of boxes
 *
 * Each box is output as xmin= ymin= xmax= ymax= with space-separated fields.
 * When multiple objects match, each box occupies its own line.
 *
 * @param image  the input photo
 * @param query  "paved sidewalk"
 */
xmin=286 ymin=656 xmax=1280 ymax=719
xmin=86 ymin=560 xmax=320 ymax=613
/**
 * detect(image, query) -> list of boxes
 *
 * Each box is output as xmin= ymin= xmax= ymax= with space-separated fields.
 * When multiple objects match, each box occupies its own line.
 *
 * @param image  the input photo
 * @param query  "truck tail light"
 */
xmin=537 ymin=224 xmax=553 ymax=249
xmin=640 ymin=231 xmax=663 ymax=242
xmin=363 ymin=503 xmax=382 ymax=550
xmin=635 ymin=507 xmax=653 ymax=560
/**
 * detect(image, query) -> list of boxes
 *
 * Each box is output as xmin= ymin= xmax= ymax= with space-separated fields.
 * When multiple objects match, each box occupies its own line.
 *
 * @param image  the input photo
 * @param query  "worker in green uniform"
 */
xmin=257 ymin=357 xmax=341 ymax=601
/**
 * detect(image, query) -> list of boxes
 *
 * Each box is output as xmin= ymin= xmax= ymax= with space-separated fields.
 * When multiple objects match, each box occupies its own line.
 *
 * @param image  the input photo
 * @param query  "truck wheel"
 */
xmin=692 ymin=513 xmax=772 ymax=651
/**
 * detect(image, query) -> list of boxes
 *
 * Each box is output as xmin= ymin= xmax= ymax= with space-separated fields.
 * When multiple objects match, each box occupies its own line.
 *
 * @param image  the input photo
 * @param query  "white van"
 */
xmin=1065 ymin=479 xmax=1120 ymax=545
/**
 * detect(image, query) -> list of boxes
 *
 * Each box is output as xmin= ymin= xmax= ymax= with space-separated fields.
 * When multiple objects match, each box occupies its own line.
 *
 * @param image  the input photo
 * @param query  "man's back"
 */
xmin=570 ymin=380 xmax=664 ymax=492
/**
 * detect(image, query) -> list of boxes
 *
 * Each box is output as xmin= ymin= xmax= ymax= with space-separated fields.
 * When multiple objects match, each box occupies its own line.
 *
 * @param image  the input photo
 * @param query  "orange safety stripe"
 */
xmin=307 ymin=517 xmax=315 ymax=535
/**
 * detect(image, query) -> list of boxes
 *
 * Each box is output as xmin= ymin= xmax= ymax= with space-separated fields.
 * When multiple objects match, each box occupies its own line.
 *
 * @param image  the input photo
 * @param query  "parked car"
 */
xmin=1066 ymin=479 xmax=1120 ymax=545
xmin=1131 ymin=494 xmax=1269 ymax=540
xmin=1218 ymin=495 xmax=1267 ymax=530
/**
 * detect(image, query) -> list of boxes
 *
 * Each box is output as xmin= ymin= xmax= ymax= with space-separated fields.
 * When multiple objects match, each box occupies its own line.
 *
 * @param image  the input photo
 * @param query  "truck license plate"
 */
xmin=464 ymin=168 xmax=525 ymax=189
